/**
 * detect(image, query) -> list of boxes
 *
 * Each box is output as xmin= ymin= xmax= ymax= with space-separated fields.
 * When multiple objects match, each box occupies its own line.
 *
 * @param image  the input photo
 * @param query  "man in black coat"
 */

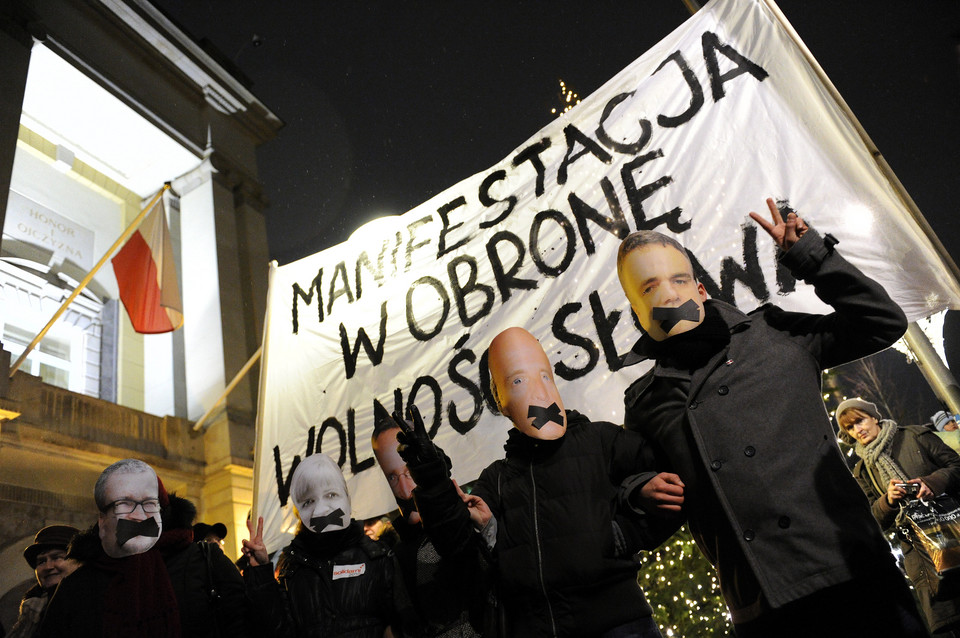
xmin=616 ymin=197 xmax=926 ymax=637
xmin=36 ymin=458 xmax=181 ymax=637
xmin=395 ymin=326 xmax=679 ymax=638
xmin=370 ymin=411 xmax=488 ymax=637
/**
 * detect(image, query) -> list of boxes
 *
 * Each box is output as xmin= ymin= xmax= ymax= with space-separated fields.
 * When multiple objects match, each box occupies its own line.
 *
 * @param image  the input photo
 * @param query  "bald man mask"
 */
xmin=489 ymin=327 xmax=567 ymax=440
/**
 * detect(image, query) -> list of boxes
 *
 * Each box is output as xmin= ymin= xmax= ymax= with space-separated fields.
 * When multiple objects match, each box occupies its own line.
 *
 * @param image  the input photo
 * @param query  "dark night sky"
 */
xmin=152 ymin=1 xmax=960 ymax=396
xmin=150 ymin=1 xmax=960 ymax=266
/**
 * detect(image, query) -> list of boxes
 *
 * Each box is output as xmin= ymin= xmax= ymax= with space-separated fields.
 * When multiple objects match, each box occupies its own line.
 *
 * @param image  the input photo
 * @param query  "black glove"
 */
xmin=394 ymin=405 xmax=452 ymax=488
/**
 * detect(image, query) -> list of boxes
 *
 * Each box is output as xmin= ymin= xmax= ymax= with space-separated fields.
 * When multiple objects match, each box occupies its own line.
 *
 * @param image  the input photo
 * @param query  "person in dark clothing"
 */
xmin=160 ymin=494 xmax=250 ymax=638
xmin=839 ymin=397 xmax=960 ymax=635
xmin=36 ymin=458 xmax=180 ymax=637
xmin=370 ymin=410 xmax=490 ymax=638
xmin=393 ymin=327 xmax=678 ymax=638
xmin=242 ymin=452 xmax=397 ymax=638
xmin=8 ymin=525 xmax=78 ymax=638
xmin=615 ymin=197 xmax=927 ymax=637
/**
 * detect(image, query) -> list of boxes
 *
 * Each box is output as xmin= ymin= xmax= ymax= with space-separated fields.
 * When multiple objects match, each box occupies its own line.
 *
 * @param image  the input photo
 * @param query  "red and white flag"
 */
xmin=111 ymin=198 xmax=183 ymax=334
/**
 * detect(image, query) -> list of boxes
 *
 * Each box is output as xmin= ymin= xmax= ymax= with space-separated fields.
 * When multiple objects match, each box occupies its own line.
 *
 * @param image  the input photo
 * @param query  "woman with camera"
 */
xmin=838 ymin=397 xmax=960 ymax=636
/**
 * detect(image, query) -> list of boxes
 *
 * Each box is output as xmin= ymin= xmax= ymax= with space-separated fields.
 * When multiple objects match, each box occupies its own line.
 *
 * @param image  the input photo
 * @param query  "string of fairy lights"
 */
xmin=551 ymin=79 xmax=581 ymax=115
xmin=637 ymin=526 xmax=733 ymax=636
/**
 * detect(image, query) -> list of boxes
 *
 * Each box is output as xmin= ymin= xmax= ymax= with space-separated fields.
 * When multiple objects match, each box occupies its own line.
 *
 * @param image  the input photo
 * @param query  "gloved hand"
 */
xmin=394 ymin=405 xmax=452 ymax=488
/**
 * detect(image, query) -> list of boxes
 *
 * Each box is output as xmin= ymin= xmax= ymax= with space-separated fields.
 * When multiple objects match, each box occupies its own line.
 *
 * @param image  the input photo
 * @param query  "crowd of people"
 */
xmin=6 ymin=197 xmax=959 ymax=637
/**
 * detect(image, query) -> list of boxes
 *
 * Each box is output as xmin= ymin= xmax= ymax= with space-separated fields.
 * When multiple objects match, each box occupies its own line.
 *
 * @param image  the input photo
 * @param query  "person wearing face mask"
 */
xmin=838 ymin=397 xmax=960 ymax=636
xmin=7 ymin=525 xmax=78 ymax=638
xmin=615 ymin=198 xmax=925 ymax=637
xmin=242 ymin=453 xmax=398 ymax=638
xmin=390 ymin=326 xmax=679 ymax=638
xmin=370 ymin=409 xmax=491 ymax=637
xmin=36 ymin=458 xmax=180 ymax=637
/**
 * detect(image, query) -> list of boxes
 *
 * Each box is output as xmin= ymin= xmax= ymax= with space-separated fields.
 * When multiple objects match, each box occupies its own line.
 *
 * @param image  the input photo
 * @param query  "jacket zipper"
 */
xmin=530 ymin=459 xmax=557 ymax=636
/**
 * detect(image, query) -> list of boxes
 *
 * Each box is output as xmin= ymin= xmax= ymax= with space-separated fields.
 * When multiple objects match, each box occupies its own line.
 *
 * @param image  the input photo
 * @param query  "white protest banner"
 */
xmin=254 ymin=0 xmax=960 ymax=551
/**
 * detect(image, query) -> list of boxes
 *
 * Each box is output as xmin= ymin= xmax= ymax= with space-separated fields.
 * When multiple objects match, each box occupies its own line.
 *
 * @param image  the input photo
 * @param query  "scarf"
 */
xmin=292 ymin=522 xmax=358 ymax=560
xmin=855 ymin=420 xmax=910 ymax=489
xmin=91 ymin=542 xmax=181 ymax=638
xmin=644 ymin=302 xmax=731 ymax=371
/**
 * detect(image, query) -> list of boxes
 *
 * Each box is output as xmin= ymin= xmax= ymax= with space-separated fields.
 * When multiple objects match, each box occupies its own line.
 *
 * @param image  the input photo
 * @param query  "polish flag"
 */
xmin=111 ymin=198 xmax=183 ymax=334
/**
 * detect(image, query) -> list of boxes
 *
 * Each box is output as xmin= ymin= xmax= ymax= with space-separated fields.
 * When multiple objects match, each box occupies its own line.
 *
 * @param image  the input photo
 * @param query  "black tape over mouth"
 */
xmin=116 ymin=517 xmax=160 ymax=547
xmin=652 ymin=299 xmax=700 ymax=332
xmin=310 ymin=508 xmax=347 ymax=532
xmin=527 ymin=403 xmax=563 ymax=430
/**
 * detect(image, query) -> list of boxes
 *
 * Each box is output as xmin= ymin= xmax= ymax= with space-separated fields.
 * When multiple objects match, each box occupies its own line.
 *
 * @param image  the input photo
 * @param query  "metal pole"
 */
xmin=681 ymin=0 xmax=701 ymax=15
xmin=903 ymin=323 xmax=960 ymax=414
xmin=9 ymin=184 xmax=171 ymax=377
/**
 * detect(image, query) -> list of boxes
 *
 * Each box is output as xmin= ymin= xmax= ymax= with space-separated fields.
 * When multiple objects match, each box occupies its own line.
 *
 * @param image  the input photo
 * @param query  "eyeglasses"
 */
xmin=387 ymin=470 xmax=412 ymax=486
xmin=104 ymin=499 xmax=162 ymax=515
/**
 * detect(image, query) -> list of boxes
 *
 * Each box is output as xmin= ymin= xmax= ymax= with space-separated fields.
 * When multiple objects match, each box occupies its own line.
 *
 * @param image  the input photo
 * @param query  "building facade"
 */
xmin=0 ymin=0 xmax=281 ymax=627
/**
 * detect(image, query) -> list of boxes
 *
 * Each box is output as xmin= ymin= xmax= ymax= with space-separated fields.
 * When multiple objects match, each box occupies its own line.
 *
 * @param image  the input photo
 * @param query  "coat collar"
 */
xmin=620 ymin=299 xmax=751 ymax=368
xmin=622 ymin=299 xmax=753 ymax=407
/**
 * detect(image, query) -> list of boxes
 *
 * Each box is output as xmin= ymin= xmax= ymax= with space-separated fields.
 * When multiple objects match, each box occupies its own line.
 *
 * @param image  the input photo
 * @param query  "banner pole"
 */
xmin=191 ymin=345 xmax=262 ymax=433
xmin=9 ymin=184 xmax=171 ymax=378
xmin=251 ymin=260 xmax=278 ymax=522
xmin=761 ymin=0 xmax=960 ymax=410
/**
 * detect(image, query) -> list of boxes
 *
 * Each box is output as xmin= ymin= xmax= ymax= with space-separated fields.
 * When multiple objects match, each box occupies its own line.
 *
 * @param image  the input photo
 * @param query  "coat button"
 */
xmin=743 ymin=529 xmax=755 ymax=541
xmin=718 ymin=385 xmax=729 ymax=395
xmin=778 ymin=516 xmax=791 ymax=529
xmin=710 ymin=460 xmax=722 ymax=471
xmin=689 ymin=401 xmax=699 ymax=409
xmin=744 ymin=446 xmax=755 ymax=457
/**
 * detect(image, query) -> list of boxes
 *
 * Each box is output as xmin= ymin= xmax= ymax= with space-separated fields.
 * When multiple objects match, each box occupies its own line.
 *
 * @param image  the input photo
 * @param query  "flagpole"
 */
xmin=9 ymin=184 xmax=171 ymax=378
xmin=191 ymin=345 xmax=263 ymax=433
xmin=761 ymin=0 xmax=960 ymax=414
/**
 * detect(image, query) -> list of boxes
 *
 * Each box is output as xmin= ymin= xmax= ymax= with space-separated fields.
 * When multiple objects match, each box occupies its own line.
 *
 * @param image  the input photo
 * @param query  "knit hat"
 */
xmin=932 ymin=411 xmax=958 ymax=432
xmin=23 ymin=525 xmax=79 ymax=568
xmin=835 ymin=398 xmax=882 ymax=444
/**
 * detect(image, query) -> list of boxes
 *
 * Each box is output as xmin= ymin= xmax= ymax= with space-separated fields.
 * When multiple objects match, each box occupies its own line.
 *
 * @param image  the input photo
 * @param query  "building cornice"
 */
xmin=98 ymin=0 xmax=283 ymax=136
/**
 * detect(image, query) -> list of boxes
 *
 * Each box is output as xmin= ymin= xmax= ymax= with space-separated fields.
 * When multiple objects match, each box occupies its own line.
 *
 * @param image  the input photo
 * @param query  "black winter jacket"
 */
xmin=245 ymin=521 xmax=396 ymax=638
xmin=622 ymin=229 xmax=908 ymax=622
xmin=469 ymin=410 xmax=657 ymax=637
xmin=389 ymin=516 xmax=484 ymax=637
xmin=163 ymin=540 xmax=249 ymax=637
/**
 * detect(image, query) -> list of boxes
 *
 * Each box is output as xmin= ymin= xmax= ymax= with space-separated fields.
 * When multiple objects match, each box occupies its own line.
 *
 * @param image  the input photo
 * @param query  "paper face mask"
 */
xmin=372 ymin=425 xmax=421 ymax=525
xmin=291 ymin=454 xmax=351 ymax=533
xmin=489 ymin=327 xmax=567 ymax=440
xmin=98 ymin=469 xmax=163 ymax=558
xmin=619 ymin=243 xmax=706 ymax=341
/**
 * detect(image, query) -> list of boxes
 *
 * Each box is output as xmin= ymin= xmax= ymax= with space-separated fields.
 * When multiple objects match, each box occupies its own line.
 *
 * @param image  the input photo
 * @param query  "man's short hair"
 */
xmin=617 ymin=230 xmax=692 ymax=276
xmin=94 ymin=458 xmax=154 ymax=510
xmin=371 ymin=405 xmax=402 ymax=453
